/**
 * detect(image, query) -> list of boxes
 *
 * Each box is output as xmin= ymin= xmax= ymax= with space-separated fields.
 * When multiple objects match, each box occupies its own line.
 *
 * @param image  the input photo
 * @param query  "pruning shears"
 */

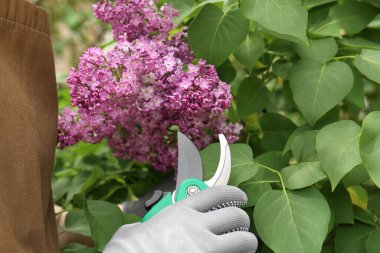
xmin=142 ymin=132 xmax=231 ymax=222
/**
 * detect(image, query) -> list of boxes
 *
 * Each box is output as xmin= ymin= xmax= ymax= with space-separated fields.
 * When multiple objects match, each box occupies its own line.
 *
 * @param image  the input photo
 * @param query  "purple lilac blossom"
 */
xmin=58 ymin=0 xmax=242 ymax=171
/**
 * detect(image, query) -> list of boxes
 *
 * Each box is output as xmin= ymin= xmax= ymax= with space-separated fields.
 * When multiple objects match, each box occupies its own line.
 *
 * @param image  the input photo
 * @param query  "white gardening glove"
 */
xmin=104 ymin=185 xmax=258 ymax=253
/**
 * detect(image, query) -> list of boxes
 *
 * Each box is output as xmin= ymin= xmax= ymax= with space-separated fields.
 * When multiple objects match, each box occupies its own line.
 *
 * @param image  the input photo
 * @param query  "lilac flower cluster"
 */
xmin=93 ymin=0 xmax=177 ymax=42
xmin=58 ymin=0 xmax=242 ymax=171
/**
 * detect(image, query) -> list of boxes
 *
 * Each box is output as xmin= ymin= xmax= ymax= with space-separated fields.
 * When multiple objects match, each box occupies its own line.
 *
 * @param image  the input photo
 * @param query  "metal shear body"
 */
xmin=142 ymin=132 xmax=231 ymax=222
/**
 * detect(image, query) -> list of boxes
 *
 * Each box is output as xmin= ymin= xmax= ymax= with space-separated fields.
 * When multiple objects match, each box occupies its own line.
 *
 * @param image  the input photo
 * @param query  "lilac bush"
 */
xmin=57 ymin=0 xmax=242 ymax=171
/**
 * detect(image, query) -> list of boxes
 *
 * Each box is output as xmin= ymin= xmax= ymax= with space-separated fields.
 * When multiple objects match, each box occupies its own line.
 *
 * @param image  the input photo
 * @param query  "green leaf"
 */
xmin=360 ymin=112 xmax=380 ymax=187
xmin=335 ymin=224 xmax=376 ymax=253
xmin=368 ymin=193 xmax=380 ymax=215
xmin=345 ymin=67 xmax=365 ymax=109
xmin=64 ymin=210 xmax=91 ymax=237
xmin=289 ymin=59 xmax=354 ymax=125
xmin=293 ymin=38 xmax=338 ymax=64
xmin=316 ymin=121 xmax=362 ymax=189
xmin=329 ymin=1 xmax=378 ymax=35
xmin=61 ymin=243 xmax=99 ymax=253
xmin=321 ymin=183 xmax=354 ymax=224
xmin=254 ymin=188 xmax=330 ymax=253
xmin=282 ymin=162 xmax=326 ymax=189
xmin=81 ymin=167 xmax=104 ymax=193
xmin=272 ymin=60 xmax=293 ymax=80
xmin=259 ymin=113 xmax=297 ymax=151
xmin=365 ymin=229 xmax=380 ymax=253
xmin=283 ymin=126 xmax=310 ymax=154
xmin=348 ymin=185 xmax=368 ymax=210
xmin=354 ymin=206 xmax=375 ymax=225
xmin=255 ymin=151 xmax=290 ymax=172
xmin=188 ymin=4 xmax=249 ymax=67
xmin=216 ymin=60 xmax=236 ymax=83
xmin=267 ymin=39 xmax=295 ymax=57
xmin=84 ymin=200 xmax=125 ymax=251
xmin=364 ymin=0 xmax=380 ymax=8
xmin=166 ymin=0 xmax=196 ymax=24
xmin=237 ymin=77 xmax=271 ymax=117
xmin=66 ymin=171 xmax=90 ymax=204
xmin=342 ymin=166 xmax=370 ymax=187
xmin=201 ymin=143 xmax=258 ymax=186
xmin=339 ymin=37 xmax=380 ymax=50
xmin=303 ymin=0 xmax=337 ymax=9
xmin=310 ymin=1 xmax=377 ymax=36
xmin=355 ymin=49 xmax=380 ymax=84
xmin=52 ymin=177 xmax=71 ymax=202
xmin=234 ymin=32 xmax=265 ymax=72
xmin=290 ymin=130 xmax=319 ymax=162
xmin=241 ymin=0 xmax=308 ymax=44
xmin=308 ymin=5 xmax=341 ymax=38
xmin=239 ymin=174 xmax=272 ymax=207
xmin=123 ymin=213 xmax=142 ymax=224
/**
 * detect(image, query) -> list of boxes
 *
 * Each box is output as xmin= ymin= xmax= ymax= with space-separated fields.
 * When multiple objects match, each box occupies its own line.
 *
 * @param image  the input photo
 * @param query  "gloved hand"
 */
xmin=104 ymin=185 xmax=258 ymax=253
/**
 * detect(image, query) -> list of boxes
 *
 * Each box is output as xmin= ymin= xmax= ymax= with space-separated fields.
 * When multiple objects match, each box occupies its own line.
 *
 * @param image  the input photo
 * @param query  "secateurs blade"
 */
xmin=142 ymin=132 xmax=231 ymax=222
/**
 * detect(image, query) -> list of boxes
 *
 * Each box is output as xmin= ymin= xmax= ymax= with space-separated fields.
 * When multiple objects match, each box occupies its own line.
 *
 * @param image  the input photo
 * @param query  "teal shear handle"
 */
xmin=142 ymin=178 xmax=208 ymax=222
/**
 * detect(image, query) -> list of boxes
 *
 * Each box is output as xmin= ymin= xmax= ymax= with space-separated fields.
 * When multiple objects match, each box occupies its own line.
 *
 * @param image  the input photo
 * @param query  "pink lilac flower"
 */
xmin=58 ymin=0 xmax=242 ymax=171
xmin=93 ymin=0 xmax=177 ymax=42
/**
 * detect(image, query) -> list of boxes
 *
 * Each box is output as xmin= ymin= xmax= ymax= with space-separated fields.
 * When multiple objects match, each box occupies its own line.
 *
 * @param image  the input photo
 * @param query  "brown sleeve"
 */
xmin=0 ymin=0 xmax=59 ymax=252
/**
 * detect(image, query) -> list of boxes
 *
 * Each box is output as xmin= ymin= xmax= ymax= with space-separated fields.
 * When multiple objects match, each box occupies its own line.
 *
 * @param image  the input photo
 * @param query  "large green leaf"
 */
xmin=360 ymin=111 xmax=380 ymax=187
xmin=65 ymin=210 xmax=91 ymax=237
xmin=366 ymin=229 xmax=380 ymax=253
xmin=293 ymin=38 xmax=338 ymax=64
xmin=290 ymin=130 xmax=319 ymax=162
xmin=308 ymin=5 xmax=341 ymax=38
xmin=335 ymin=224 xmax=376 ymax=253
xmin=342 ymin=165 xmax=370 ymax=187
xmin=254 ymin=188 xmax=330 ymax=253
xmin=188 ymin=4 xmax=249 ymax=67
xmin=282 ymin=162 xmax=327 ymax=189
xmin=354 ymin=49 xmax=380 ymax=84
xmin=216 ymin=60 xmax=236 ymax=83
xmin=259 ymin=113 xmax=297 ymax=151
xmin=201 ymin=143 xmax=258 ymax=186
xmin=255 ymin=151 xmax=290 ymax=172
xmin=253 ymin=151 xmax=291 ymax=182
xmin=321 ymin=183 xmax=354 ymax=225
xmin=309 ymin=1 xmax=377 ymax=36
xmin=241 ymin=0 xmax=308 ymax=44
xmin=345 ymin=67 xmax=365 ymax=109
xmin=339 ymin=37 xmax=380 ymax=50
xmin=237 ymin=77 xmax=271 ymax=117
xmin=329 ymin=1 xmax=377 ymax=35
xmin=84 ymin=200 xmax=125 ymax=251
xmin=303 ymin=0 xmax=337 ymax=9
xmin=239 ymin=171 xmax=272 ymax=207
xmin=316 ymin=121 xmax=362 ymax=190
xmin=354 ymin=205 xmax=375 ymax=225
xmin=289 ymin=59 xmax=353 ymax=125
xmin=234 ymin=32 xmax=265 ymax=72
xmin=283 ymin=126 xmax=311 ymax=154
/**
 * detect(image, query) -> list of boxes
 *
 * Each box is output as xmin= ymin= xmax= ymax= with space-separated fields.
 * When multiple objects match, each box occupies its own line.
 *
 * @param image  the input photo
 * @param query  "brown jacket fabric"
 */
xmin=0 ymin=0 xmax=59 ymax=252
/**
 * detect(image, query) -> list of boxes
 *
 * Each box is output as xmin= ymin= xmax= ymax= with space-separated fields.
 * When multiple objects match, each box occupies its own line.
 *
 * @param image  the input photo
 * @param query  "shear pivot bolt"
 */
xmin=186 ymin=185 xmax=200 ymax=196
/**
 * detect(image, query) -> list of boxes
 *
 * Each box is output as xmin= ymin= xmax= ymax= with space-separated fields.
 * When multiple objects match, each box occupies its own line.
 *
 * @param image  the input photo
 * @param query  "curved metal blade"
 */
xmin=175 ymin=132 xmax=203 ymax=194
xmin=204 ymin=134 xmax=231 ymax=187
